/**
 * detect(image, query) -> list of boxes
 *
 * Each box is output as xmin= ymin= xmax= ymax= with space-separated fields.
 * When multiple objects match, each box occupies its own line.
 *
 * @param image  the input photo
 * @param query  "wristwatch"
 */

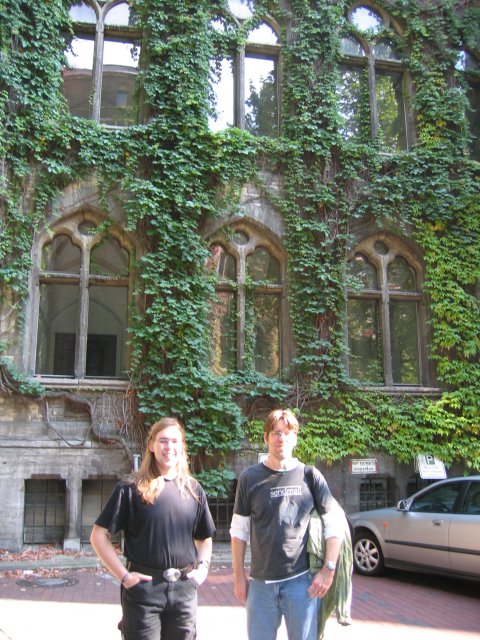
xmin=325 ymin=560 xmax=336 ymax=571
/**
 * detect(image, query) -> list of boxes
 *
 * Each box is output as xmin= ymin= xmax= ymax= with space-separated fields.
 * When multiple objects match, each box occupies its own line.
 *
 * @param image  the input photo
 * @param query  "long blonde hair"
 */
xmin=136 ymin=417 xmax=198 ymax=504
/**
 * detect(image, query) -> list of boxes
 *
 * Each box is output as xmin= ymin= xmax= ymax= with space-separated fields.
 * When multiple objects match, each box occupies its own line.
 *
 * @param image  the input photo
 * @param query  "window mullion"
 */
xmin=368 ymin=55 xmax=378 ymax=141
xmin=380 ymin=269 xmax=393 ymax=385
xmin=235 ymin=47 xmax=245 ymax=129
xmin=237 ymin=283 xmax=246 ymax=370
xmin=75 ymin=252 xmax=90 ymax=379
xmin=91 ymin=21 xmax=105 ymax=121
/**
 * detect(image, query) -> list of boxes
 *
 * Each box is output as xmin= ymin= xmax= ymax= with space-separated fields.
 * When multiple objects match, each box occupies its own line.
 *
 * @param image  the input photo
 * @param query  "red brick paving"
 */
xmin=0 ymin=564 xmax=478 ymax=639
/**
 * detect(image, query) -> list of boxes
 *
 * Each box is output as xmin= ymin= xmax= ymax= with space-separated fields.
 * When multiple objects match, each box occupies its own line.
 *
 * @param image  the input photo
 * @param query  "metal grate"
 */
xmin=359 ymin=477 xmax=392 ymax=511
xmin=24 ymin=480 xmax=65 ymax=544
xmin=207 ymin=495 xmax=235 ymax=541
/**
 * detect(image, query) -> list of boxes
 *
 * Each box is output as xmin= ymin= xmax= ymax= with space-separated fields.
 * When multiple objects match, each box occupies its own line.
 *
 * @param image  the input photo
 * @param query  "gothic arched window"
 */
xmin=63 ymin=0 xmax=142 ymax=126
xmin=456 ymin=50 xmax=480 ymax=160
xmin=339 ymin=5 xmax=409 ymax=151
xmin=206 ymin=224 xmax=286 ymax=377
xmin=209 ymin=2 xmax=280 ymax=136
xmin=346 ymin=236 xmax=425 ymax=386
xmin=32 ymin=216 xmax=131 ymax=379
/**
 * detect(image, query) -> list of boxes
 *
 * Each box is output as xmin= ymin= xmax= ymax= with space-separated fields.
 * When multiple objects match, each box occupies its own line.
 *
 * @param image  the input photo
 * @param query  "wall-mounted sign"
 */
xmin=415 ymin=454 xmax=447 ymax=480
xmin=350 ymin=458 xmax=378 ymax=474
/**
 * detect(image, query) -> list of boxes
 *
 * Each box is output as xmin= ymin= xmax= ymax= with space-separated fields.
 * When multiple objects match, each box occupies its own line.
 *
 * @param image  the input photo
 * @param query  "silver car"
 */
xmin=350 ymin=475 xmax=480 ymax=582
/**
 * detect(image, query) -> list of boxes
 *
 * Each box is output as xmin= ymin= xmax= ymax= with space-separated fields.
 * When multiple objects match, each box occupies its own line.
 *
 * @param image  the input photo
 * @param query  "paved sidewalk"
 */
xmin=0 ymin=544 xmax=478 ymax=640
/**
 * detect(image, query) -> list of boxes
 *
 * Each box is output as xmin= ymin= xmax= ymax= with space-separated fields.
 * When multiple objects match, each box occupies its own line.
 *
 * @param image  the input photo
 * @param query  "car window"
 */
xmin=409 ymin=482 xmax=462 ymax=513
xmin=461 ymin=484 xmax=480 ymax=515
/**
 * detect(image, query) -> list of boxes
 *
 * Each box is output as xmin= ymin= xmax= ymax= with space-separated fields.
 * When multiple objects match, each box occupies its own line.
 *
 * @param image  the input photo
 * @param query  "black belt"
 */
xmin=127 ymin=561 xmax=195 ymax=582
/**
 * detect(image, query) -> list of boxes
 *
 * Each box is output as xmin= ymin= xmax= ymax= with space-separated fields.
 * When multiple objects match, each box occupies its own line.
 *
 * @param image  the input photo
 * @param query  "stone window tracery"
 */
xmin=346 ymin=235 xmax=425 ymax=386
xmin=31 ymin=215 xmax=131 ymax=380
xmin=206 ymin=224 xmax=286 ymax=377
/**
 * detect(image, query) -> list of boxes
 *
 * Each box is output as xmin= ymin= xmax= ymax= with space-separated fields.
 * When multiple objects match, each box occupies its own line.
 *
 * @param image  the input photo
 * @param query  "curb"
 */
xmin=0 ymin=543 xmax=247 ymax=572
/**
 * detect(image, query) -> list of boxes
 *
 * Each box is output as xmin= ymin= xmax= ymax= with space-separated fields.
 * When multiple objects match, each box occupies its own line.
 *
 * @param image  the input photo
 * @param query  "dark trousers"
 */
xmin=120 ymin=577 xmax=198 ymax=640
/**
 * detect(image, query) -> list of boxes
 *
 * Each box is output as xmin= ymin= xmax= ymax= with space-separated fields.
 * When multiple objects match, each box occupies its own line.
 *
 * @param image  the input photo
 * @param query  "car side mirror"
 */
xmin=397 ymin=499 xmax=408 ymax=511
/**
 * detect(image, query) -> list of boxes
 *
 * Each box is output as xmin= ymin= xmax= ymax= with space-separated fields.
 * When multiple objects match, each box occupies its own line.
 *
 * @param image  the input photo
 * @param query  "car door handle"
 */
xmin=432 ymin=519 xmax=444 ymax=526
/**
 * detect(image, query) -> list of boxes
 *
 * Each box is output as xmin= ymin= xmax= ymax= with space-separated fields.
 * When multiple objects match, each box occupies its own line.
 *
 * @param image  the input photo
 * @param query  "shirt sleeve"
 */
xmin=229 ymin=513 xmax=250 ymax=542
xmin=311 ymin=468 xmax=345 ymax=540
xmin=321 ymin=498 xmax=346 ymax=540
xmin=94 ymin=481 xmax=130 ymax=535
xmin=191 ymin=483 xmax=216 ymax=540
xmin=232 ymin=469 xmax=252 ymax=517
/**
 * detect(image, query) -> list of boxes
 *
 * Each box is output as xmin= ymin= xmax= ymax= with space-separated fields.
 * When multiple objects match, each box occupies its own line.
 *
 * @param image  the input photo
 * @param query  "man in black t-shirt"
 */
xmin=91 ymin=417 xmax=215 ymax=640
xmin=230 ymin=409 xmax=344 ymax=640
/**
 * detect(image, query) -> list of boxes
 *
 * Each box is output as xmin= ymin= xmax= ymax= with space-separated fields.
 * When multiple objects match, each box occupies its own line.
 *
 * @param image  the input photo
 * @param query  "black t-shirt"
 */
xmin=95 ymin=478 xmax=216 ymax=570
xmin=234 ymin=462 xmax=336 ymax=581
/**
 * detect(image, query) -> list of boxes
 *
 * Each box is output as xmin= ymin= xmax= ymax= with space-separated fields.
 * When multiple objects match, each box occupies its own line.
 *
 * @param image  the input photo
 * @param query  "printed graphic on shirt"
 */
xmin=271 ymin=485 xmax=302 ymax=526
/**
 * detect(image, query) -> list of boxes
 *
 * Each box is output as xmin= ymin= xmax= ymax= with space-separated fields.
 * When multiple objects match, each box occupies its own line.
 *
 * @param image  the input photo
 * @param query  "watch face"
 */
xmin=326 ymin=561 xmax=336 ymax=571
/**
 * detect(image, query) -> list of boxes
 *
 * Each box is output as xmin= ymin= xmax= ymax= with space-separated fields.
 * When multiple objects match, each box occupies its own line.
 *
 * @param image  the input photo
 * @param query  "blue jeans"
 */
xmin=246 ymin=571 xmax=319 ymax=640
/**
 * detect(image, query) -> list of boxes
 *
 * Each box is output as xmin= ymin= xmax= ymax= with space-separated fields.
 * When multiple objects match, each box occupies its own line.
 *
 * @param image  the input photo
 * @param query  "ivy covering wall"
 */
xmin=0 ymin=0 xmax=479 ymax=494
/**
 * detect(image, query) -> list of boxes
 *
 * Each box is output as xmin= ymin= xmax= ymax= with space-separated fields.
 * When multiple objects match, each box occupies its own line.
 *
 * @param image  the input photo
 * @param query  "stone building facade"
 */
xmin=0 ymin=0 xmax=478 ymax=550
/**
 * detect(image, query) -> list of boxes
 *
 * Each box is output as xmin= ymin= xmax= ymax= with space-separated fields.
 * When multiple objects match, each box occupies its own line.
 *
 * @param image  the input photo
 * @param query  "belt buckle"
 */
xmin=163 ymin=568 xmax=181 ymax=582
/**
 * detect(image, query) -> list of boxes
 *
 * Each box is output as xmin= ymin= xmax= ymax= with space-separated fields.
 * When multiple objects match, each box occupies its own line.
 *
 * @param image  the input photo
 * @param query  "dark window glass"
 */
xmin=388 ymin=256 xmax=416 ymax=291
xmin=208 ymin=290 xmax=237 ymax=375
xmin=207 ymin=244 xmax=236 ymax=280
xmin=87 ymin=285 xmax=128 ymax=377
xmin=338 ymin=66 xmax=365 ymax=141
xmin=42 ymin=234 xmax=81 ymax=273
xmin=347 ymin=298 xmax=383 ymax=383
xmin=245 ymin=56 xmax=278 ymax=137
xmin=349 ymin=253 xmax=377 ymax=289
xmin=253 ymin=293 xmax=280 ymax=377
xmin=375 ymin=70 xmax=407 ymax=151
xmin=247 ymin=247 xmax=281 ymax=283
xmin=37 ymin=284 xmax=79 ymax=376
xmin=24 ymin=480 xmax=66 ymax=545
xmin=390 ymin=300 xmax=420 ymax=384
xmin=91 ymin=237 xmax=129 ymax=276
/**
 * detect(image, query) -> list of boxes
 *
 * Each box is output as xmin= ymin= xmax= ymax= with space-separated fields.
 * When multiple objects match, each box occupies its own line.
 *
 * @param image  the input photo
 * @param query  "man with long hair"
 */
xmin=230 ymin=408 xmax=344 ymax=640
xmin=91 ymin=417 xmax=215 ymax=640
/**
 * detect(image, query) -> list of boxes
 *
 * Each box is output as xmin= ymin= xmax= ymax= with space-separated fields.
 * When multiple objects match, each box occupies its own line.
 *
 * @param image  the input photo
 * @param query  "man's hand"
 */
xmin=187 ymin=563 xmax=209 ymax=587
xmin=123 ymin=571 xmax=153 ymax=589
xmin=233 ymin=571 xmax=249 ymax=605
xmin=307 ymin=566 xmax=335 ymax=599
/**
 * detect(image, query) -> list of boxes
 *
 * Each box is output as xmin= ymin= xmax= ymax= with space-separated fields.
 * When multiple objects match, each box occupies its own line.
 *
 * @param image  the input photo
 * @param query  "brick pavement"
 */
xmin=0 ymin=557 xmax=478 ymax=640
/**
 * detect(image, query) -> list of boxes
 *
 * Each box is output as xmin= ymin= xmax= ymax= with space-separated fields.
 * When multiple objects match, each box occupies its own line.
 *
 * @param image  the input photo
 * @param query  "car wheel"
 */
xmin=353 ymin=531 xmax=385 ymax=576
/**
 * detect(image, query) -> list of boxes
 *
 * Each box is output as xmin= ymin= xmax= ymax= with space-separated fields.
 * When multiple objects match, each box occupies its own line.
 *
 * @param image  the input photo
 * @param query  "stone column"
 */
xmin=63 ymin=475 xmax=82 ymax=552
